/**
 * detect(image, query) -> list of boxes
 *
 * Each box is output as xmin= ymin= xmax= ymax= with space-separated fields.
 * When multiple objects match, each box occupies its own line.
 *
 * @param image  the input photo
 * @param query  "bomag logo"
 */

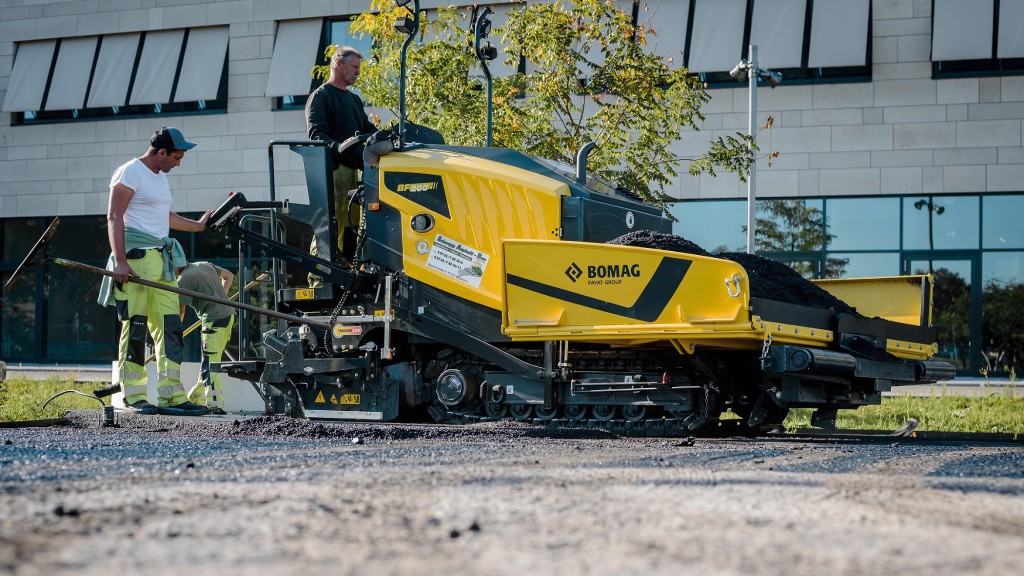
xmin=566 ymin=261 xmax=641 ymax=285
xmin=395 ymin=182 xmax=440 ymax=192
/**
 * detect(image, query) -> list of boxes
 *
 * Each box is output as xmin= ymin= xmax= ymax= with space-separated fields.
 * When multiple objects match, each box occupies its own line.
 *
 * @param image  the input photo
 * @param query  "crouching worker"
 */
xmin=176 ymin=262 xmax=235 ymax=415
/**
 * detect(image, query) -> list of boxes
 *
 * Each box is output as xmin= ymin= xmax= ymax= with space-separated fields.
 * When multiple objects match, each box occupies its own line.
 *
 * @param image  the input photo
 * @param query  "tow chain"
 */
xmin=759 ymin=333 xmax=774 ymax=370
xmin=321 ymin=195 xmax=369 ymax=356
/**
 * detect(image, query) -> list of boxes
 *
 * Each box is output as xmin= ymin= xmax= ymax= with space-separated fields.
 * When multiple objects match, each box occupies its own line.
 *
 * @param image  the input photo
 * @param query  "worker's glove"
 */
xmin=336 ymin=136 xmax=361 ymax=155
xmin=363 ymin=130 xmax=399 ymax=167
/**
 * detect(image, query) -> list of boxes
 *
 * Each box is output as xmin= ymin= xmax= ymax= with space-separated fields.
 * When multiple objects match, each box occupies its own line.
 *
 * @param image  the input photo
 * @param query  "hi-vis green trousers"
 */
xmin=114 ymin=249 xmax=187 ymax=407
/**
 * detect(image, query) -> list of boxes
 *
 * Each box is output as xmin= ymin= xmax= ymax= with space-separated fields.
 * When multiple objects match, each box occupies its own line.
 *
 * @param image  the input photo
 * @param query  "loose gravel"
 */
xmin=2 ymin=411 xmax=1023 ymax=576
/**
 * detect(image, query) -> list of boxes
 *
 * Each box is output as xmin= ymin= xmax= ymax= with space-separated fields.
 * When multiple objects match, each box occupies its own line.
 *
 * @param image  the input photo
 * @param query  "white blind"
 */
xmin=644 ymin=0 xmax=690 ymax=65
xmin=265 ymin=19 xmax=323 ymax=97
xmin=129 ymin=30 xmax=184 ymax=105
xmin=44 ymin=36 xmax=98 ymax=111
xmin=688 ymin=0 xmax=747 ymax=73
xmin=1 ymin=40 xmax=56 ymax=112
xmin=932 ymin=0 xmax=994 ymax=61
xmin=87 ymin=33 xmax=139 ymax=108
xmin=750 ymin=0 xmax=806 ymax=69
xmin=173 ymin=27 xmax=229 ymax=102
xmin=807 ymin=0 xmax=870 ymax=68
xmin=998 ymin=0 xmax=1024 ymax=58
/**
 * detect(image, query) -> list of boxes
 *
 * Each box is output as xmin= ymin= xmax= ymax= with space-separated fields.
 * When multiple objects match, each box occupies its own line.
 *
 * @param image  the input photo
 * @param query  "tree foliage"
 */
xmin=748 ymin=199 xmax=848 ymax=278
xmin=314 ymin=0 xmax=753 ymax=210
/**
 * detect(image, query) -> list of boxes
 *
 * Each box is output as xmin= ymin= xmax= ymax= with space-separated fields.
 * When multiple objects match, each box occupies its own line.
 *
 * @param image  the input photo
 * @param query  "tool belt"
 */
xmin=125 ymin=247 xmax=161 ymax=259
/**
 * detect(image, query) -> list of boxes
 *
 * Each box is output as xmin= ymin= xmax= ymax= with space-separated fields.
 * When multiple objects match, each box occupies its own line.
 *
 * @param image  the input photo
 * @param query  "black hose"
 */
xmin=42 ymin=390 xmax=106 ymax=411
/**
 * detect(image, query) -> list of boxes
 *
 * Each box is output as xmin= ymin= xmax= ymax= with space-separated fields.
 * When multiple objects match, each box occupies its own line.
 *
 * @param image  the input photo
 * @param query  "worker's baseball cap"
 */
xmin=151 ymin=126 xmax=196 ymax=151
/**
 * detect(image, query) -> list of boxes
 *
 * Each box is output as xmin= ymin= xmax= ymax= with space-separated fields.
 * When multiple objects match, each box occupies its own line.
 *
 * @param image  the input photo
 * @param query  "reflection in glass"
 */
xmin=983 ymin=195 xmax=1024 ymax=249
xmin=50 ymin=216 xmax=107 ymax=261
xmin=903 ymin=195 xmax=979 ymax=250
xmin=756 ymin=199 xmax=825 ymax=252
xmin=330 ymin=20 xmax=374 ymax=59
xmin=1 ymin=270 xmax=38 ymax=359
xmin=46 ymin=266 xmax=117 ymax=361
xmin=832 ymin=252 xmax=900 ymax=278
xmin=826 ymin=197 xmax=899 ymax=251
xmin=981 ymin=252 xmax=1023 ymax=376
xmin=909 ymin=259 xmax=972 ymax=371
xmin=670 ymin=200 xmax=745 ymax=253
xmin=3 ymin=218 xmax=44 ymax=261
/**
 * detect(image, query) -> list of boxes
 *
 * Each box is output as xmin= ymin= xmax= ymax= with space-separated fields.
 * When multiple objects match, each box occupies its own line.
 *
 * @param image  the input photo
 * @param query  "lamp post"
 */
xmin=914 ymin=196 xmax=945 ymax=272
xmin=730 ymin=45 xmax=782 ymax=254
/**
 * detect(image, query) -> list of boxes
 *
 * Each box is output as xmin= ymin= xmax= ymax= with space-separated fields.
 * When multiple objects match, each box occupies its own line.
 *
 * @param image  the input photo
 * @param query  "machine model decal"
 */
xmin=427 ymin=233 xmax=490 ymax=288
xmin=507 ymin=257 xmax=691 ymax=322
xmin=384 ymin=172 xmax=450 ymax=217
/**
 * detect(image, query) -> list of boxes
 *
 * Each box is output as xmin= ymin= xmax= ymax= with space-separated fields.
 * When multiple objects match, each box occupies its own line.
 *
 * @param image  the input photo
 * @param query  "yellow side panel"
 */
xmin=379 ymin=149 xmax=566 ymax=311
xmin=813 ymin=275 xmax=932 ymax=327
xmin=503 ymin=240 xmax=754 ymax=342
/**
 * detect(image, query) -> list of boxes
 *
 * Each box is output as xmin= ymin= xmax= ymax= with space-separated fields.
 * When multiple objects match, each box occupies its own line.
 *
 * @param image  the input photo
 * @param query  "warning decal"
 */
xmin=426 ymin=233 xmax=490 ymax=288
xmin=315 ymin=391 xmax=325 ymax=403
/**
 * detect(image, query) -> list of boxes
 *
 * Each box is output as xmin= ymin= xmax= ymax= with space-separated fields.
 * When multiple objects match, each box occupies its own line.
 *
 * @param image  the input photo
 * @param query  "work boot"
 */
xmin=207 ymin=407 xmax=227 ymax=416
xmin=159 ymin=401 xmax=209 ymax=416
xmin=122 ymin=399 xmax=158 ymax=415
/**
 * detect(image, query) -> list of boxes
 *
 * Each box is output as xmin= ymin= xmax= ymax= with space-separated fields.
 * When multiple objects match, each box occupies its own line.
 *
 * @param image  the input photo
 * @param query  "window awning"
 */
xmin=86 ymin=33 xmax=140 ymax=108
xmin=750 ymin=0 xmax=806 ymax=69
xmin=646 ymin=0 xmax=690 ymax=65
xmin=265 ymin=19 xmax=323 ymax=97
xmin=174 ymin=27 xmax=229 ymax=102
xmin=1 ymin=40 xmax=56 ymax=113
xmin=44 ymin=36 xmax=99 ymax=111
xmin=687 ymin=0 xmax=746 ymax=73
xmin=807 ymin=0 xmax=870 ymax=68
xmin=998 ymin=0 xmax=1024 ymax=59
xmin=932 ymin=0 xmax=994 ymax=61
xmin=130 ymin=30 xmax=185 ymax=105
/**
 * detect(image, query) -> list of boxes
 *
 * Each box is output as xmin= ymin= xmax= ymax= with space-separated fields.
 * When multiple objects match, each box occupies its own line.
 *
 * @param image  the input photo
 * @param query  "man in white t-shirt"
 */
xmin=103 ymin=127 xmax=213 ymax=416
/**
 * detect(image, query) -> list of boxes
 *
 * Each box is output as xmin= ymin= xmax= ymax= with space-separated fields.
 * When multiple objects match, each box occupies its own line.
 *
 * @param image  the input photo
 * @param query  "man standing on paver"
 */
xmin=98 ymin=126 xmax=212 ymax=416
xmin=305 ymin=45 xmax=377 ymax=275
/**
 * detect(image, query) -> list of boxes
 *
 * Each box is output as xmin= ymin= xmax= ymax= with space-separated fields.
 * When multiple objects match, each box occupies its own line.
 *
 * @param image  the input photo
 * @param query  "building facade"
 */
xmin=1 ymin=0 xmax=1022 ymax=376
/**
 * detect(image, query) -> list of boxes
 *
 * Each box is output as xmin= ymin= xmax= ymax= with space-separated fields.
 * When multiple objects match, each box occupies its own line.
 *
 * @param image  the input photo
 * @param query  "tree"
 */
xmin=981 ymin=280 xmax=1024 ymax=374
xmin=746 ymin=199 xmax=848 ymax=278
xmin=315 ymin=0 xmax=753 ymax=210
xmin=928 ymin=267 xmax=971 ymax=368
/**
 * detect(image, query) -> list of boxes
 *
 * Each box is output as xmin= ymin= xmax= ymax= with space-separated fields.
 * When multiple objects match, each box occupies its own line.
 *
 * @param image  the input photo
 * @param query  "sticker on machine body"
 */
xmin=426 ymin=233 xmax=489 ymax=288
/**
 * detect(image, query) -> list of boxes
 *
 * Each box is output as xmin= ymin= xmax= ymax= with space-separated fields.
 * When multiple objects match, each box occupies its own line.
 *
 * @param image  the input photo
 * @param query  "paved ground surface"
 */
xmin=1 ymin=411 xmax=1023 ymax=575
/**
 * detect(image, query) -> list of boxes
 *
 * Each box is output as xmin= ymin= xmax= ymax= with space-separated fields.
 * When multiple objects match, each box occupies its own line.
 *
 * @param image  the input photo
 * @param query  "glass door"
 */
xmin=902 ymin=253 xmax=981 ymax=375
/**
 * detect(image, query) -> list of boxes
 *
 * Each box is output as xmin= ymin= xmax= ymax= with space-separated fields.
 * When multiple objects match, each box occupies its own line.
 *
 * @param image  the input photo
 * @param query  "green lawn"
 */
xmin=0 ymin=377 xmax=108 ymax=422
xmin=785 ymin=385 xmax=1024 ymax=434
xmin=2 ymin=377 xmax=1022 ymax=434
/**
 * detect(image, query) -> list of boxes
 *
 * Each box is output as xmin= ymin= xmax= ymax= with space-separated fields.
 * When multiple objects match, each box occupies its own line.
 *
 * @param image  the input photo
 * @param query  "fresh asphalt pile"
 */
xmin=59 ymin=410 xmax=619 ymax=442
xmin=609 ymin=230 xmax=857 ymax=315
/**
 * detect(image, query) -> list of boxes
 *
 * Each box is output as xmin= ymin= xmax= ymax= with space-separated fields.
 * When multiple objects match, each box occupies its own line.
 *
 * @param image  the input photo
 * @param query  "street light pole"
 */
xmin=731 ymin=44 xmax=781 ymax=255
xmin=746 ymin=44 xmax=758 ymax=255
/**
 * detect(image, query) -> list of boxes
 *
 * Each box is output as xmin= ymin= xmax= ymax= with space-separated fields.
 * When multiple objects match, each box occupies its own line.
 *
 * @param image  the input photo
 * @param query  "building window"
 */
xmin=902 ymin=195 xmax=980 ymax=251
xmin=269 ymin=17 xmax=374 ymax=111
xmin=679 ymin=0 xmax=872 ymax=86
xmin=932 ymin=0 xmax=1024 ymax=78
xmin=3 ymin=27 xmax=229 ymax=124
